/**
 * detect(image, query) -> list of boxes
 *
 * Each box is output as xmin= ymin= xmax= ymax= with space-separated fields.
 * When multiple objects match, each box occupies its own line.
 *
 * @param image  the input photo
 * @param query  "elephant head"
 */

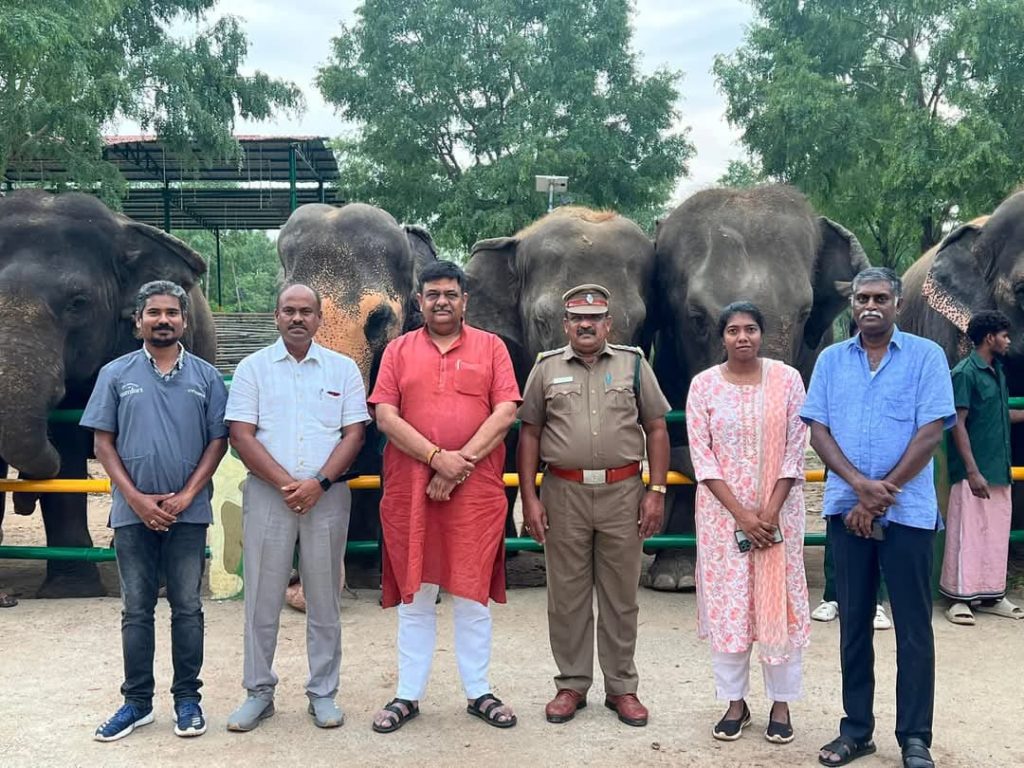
xmin=278 ymin=202 xmax=436 ymax=389
xmin=0 ymin=190 xmax=210 ymax=478
xmin=464 ymin=207 xmax=656 ymax=385
xmin=654 ymin=185 xmax=870 ymax=390
xmin=921 ymin=191 xmax=1024 ymax=363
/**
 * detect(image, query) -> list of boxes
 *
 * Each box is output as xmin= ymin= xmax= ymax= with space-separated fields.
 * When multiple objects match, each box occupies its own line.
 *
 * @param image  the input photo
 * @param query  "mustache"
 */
xmin=575 ymin=328 xmax=596 ymax=337
xmin=153 ymin=324 xmax=175 ymax=332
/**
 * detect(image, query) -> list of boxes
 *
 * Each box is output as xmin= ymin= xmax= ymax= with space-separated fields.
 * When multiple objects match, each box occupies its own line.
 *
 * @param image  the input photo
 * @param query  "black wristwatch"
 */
xmin=314 ymin=472 xmax=332 ymax=492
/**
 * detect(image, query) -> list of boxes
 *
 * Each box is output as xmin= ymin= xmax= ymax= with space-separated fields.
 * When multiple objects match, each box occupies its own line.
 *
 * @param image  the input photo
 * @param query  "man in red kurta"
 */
xmin=368 ymin=260 xmax=521 ymax=734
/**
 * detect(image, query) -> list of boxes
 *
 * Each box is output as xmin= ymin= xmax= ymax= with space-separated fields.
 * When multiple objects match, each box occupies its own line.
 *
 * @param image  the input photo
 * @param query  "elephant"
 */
xmin=0 ymin=189 xmax=216 ymax=597
xmin=276 ymin=202 xmax=436 ymax=605
xmin=901 ymin=188 xmax=1024 ymax=535
xmin=649 ymin=184 xmax=870 ymax=590
xmin=464 ymin=206 xmax=657 ymax=536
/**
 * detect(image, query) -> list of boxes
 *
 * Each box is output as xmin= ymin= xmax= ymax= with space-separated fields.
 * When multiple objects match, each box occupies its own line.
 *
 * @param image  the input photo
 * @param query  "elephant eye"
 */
xmin=688 ymin=307 xmax=709 ymax=336
xmin=64 ymin=295 xmax=90 ymax=315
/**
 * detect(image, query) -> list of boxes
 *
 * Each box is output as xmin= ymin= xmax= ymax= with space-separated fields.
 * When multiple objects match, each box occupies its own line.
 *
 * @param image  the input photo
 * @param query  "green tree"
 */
xmin=174 ymin=229 xmax=281 ymax=312
xmin=317 ymin=0 xmax=693 ymax=251
xmin=717 ymin=158 xmax=766 ymax=188
xmin=714 ymin=0 xmax=1024 ymax=270
xmin=1 ymin=1 xmax=302 ymax=197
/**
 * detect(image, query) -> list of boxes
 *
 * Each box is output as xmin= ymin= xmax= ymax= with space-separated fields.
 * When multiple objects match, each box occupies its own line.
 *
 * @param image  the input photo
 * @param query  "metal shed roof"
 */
xmin=3 ymin=135 xmax=342 ymax=230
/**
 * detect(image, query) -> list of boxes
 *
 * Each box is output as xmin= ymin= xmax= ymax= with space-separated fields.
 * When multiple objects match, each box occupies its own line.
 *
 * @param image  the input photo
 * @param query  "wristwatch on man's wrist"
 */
xmin=315 ymin=472 xmax=332 ymax=492
xmin=647 ymin=484 xmax=668 ymax=494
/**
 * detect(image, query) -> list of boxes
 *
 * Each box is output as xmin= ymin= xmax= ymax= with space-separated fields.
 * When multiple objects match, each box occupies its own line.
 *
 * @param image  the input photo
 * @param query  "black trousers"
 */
xmin=828 ymin=514 xmax=935 ymax=748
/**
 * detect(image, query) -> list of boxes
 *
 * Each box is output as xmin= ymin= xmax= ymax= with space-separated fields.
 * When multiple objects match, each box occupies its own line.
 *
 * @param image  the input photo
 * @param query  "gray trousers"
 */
xmin=241 ymin=474 xmax=351 ymax=701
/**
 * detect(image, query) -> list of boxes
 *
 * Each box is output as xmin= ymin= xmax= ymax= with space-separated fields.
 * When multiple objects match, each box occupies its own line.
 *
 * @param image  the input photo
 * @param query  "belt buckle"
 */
xmin=582 ymin=469 xmax=606 ymax=485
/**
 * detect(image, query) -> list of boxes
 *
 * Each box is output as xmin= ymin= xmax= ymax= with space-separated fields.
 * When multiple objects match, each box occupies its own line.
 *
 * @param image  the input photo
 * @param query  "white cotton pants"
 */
xmin=396 ymin=583 xmax=492 ymax=701
xmin=711 ymin=648 xmax=803 ymax=702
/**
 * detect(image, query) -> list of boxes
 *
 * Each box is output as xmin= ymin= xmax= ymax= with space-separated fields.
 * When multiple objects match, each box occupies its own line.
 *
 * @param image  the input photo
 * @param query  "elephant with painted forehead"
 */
xmin=276 ymin=201 xmax=436 ymax=609
xmin=0 ymin=190 xmax=215 ymax=597
xmin=901 ymin=188 xmax=1024 ymax=537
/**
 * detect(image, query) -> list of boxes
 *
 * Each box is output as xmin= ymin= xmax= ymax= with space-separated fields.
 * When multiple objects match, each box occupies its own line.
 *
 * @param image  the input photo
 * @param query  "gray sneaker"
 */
xmin=226 ymin=696 xmax=275 ymax=732
xmin=308 ymin=697 xmax=344 ymax=728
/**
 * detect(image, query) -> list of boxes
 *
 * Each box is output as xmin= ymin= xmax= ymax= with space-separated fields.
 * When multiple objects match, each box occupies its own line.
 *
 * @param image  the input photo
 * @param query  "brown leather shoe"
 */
xmin=604 ymin=693 xmax=648 ymax=727
xmin=545 ymin=689 xmax=587 ymax=723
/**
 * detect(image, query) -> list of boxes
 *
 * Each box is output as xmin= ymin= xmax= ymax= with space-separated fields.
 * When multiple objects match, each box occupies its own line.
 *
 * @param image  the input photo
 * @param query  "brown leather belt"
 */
xmin=547 ymin=462 xmax=642 ymax=485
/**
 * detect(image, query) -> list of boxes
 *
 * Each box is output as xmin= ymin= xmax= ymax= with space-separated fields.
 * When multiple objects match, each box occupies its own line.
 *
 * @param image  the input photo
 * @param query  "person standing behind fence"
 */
xmin=517 ymin=284 xmax=670 ymax=728
xmin=941 ymin=310 xmax=1024 ymax=624
xmin=802 ymin=267 xmax=955 ymax=768
xmin=84 ymin=280 xmax=228 ymax=741
xmin=368 ymin=260 xmax=521 ymax=734
xmin=685 ymin=302 xmax=810 ymax=745
xmin=224 ymin=283 xmax=368 ymax=731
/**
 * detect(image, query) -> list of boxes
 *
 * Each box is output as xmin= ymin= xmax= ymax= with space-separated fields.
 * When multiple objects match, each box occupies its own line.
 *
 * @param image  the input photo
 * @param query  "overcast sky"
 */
xmin=117 ymin=0 xmax=755 ymax=207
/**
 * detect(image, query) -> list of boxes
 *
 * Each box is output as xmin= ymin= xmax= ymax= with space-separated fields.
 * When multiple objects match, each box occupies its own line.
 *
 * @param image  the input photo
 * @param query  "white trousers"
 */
xmin=711 ymin=648 xmax=803 ymax=702
xmin=396 ymin=583 xmax=492 ymax=701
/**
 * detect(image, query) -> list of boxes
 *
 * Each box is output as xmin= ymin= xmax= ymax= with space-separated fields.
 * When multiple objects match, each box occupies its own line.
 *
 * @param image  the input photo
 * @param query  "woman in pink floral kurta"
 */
xmin=685 ymin=302 xmax=810 ymax=745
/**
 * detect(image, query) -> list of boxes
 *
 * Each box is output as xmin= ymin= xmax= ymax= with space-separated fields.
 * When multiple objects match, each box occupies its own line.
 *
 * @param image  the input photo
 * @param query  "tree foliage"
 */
xmin=0 ymin=1 xmax=303 ymax=198
xmin=317 ymin=0 xmax=693 ymax=250
xmin=174 ymin=229 xmax=281 ymax=312
xmin=714 ymin=0 xmax=1024 ymax=270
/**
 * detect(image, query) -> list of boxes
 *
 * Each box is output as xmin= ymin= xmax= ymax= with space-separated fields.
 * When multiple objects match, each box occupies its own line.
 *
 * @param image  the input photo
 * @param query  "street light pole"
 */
xmin=535 ymin=175 xmax=569 ymax=214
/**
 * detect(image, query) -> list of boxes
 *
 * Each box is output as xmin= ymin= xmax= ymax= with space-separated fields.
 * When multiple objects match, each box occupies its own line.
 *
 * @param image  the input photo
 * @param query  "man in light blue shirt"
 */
xmin=802 ymin=267 xmax=954 ymax=768
xmin=225 ymin=283 xmax=368 ymax=732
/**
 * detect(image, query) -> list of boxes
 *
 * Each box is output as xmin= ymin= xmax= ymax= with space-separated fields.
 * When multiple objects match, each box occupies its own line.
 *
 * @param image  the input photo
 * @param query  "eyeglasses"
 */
xmin=566 ymin=314 xmax=608 ymax=323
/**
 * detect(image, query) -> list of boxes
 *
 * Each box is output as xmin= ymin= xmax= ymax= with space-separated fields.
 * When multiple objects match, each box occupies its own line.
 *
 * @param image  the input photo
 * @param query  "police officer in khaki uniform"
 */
xmin=517 ymin=284 xmax=670 ymax=728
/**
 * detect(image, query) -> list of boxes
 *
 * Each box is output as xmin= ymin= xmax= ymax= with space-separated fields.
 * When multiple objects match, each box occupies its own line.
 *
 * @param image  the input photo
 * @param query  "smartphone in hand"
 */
xmin=735 ymin=527 xmax=784 ymax=552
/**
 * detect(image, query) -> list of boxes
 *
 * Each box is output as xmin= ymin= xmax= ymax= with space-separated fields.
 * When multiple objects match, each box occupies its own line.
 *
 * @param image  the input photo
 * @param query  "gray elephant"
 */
xmin=465 ymin=206 xmax=657 ymax=537
xmin=0 ymin=190 xmax=216 ymax=597
xmin=277 ymin=202 xmax=436 ymax=566
xmin=901 ymin=189 xmax=1024 ymax=533
xmin=650 ymin=184 xmax=870 ymax=590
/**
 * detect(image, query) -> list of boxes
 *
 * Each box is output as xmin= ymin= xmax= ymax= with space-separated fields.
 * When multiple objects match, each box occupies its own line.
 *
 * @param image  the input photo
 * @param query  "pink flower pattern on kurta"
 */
xmin=686 ymin=362 xmax=811 ymax=657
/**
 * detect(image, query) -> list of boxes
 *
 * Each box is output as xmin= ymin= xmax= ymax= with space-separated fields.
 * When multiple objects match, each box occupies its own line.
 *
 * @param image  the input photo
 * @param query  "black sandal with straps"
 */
xmin=372 ymin=698 xmax=419 ymax=734
xmin=467 ymin=693 xmax=517 ymax=728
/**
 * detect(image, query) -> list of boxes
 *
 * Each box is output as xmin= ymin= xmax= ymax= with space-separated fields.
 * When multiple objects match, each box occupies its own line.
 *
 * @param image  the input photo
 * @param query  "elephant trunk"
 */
xmin=0 ymin=296 xmax=66 ymax=478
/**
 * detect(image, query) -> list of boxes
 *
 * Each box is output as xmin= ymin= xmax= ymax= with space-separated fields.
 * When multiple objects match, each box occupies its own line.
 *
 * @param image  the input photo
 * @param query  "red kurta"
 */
xmin=368 ymin=324 xmax=521 ymax=607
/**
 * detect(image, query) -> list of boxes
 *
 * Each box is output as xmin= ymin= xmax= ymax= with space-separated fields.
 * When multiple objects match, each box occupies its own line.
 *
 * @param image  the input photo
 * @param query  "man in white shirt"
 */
xmin=225 ymin=283 xmax=368 ymax=731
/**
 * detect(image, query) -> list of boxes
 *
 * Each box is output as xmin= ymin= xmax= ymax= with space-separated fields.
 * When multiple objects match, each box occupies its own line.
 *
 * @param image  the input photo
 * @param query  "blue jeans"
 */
xmin=114 ymin=522 xmax=207 ymax=709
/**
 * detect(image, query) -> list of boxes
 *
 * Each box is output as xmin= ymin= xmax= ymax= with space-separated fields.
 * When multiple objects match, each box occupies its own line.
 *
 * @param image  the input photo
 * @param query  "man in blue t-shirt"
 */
xmin=82 ymin=280 xmax=228 ymax=742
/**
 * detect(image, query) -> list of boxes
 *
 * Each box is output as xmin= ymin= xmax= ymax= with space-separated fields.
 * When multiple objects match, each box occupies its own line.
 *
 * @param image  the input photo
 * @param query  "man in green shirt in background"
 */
xmin=941 ymin=310 xmax=1024 ymax=625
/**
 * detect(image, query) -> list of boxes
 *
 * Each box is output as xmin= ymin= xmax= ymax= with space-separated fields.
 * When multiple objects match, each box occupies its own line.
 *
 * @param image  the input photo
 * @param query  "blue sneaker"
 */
xmin=94 ymin=703 xmax=154 ymax=742
xmin=174 ymin=700 xmax=207 ymax=737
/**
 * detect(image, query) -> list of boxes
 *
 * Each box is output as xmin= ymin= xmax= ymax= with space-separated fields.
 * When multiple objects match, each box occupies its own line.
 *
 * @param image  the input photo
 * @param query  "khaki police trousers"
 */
xmin=540 ymin=472 xmax=645 ymax=697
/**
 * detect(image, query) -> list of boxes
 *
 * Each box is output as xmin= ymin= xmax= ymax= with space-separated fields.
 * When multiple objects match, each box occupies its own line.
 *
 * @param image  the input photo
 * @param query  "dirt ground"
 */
xmin=2 ymin=459 xmax=1023 ymax=767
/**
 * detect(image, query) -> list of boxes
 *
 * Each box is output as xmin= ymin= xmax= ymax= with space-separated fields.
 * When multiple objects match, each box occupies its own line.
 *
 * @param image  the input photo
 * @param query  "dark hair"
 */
xmin=276 ymin=283 xmax=322 ymax=311
xmin=135 ymin=280 xmax=188 ymax=317
xmin=418 ymin=260 xmax=465 ymax=292
xmin=717 ymin=301 xmax=765 ymax=337
xmin=852 ymin=266 xmax=902 ymax=300
xmin=967 ymin=310 xmax=1011 ymax=346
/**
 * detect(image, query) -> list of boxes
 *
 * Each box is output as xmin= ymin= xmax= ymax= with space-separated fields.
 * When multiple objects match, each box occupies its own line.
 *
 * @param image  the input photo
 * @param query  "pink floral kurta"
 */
xmin=685 ymin=362 xmax=811 ymax=656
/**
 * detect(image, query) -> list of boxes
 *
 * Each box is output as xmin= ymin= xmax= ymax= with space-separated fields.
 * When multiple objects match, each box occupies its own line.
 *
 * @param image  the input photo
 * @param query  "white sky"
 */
xmin=113 ymin=0 xmax=755 ymax=208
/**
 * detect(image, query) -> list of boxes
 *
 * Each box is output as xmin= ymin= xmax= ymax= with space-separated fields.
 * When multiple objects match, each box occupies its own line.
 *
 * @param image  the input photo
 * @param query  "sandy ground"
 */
xmin=2 ymin=459 xmax=1023 ymax=767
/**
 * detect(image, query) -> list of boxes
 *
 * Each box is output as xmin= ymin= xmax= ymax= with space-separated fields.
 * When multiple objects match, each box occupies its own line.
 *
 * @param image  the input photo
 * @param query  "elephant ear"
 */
xmin=804 ymin=218 xmax=871 ymax=348
xmin=464 ymin=236 xmax=524 ymax=355
xmin=115 ymin=219 xmax=207 ymax=318
xmin=401 ymin=225 xmax=438 ymax=331
xmin=923 ymin=221 xmax=993 ymax=333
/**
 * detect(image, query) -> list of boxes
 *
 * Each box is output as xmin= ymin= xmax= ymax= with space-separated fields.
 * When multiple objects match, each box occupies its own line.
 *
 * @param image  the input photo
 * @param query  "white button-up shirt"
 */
xmin=225 ymin=337 xmax=370 ymax=479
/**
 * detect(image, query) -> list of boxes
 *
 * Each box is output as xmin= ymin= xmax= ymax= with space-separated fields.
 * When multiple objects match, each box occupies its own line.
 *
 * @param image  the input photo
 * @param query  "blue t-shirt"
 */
xmin=81 ymin=348 xmax=229 ymax=528
xmin=800 ymin=327 xmax=956 ymax=530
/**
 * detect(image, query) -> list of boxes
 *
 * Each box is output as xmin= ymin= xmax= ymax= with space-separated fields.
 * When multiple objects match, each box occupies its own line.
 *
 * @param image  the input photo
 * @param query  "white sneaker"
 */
xmin=873 ymin=603 xmax=892 ymax=630
xmin=811 ymin=600 xmax=839 ymax=622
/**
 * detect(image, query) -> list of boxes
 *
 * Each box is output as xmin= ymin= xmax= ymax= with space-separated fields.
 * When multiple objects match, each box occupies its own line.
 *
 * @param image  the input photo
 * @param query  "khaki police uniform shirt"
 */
xmin=519 ymin=343 xmax=670 ymax=469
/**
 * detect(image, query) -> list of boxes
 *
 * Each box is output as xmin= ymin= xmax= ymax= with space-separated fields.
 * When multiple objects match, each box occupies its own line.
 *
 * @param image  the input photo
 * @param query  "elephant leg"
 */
xmin=37 ymin=425 xmax=103 ymax=598
xmin=646 ymin=445 xmax=697 ymax=592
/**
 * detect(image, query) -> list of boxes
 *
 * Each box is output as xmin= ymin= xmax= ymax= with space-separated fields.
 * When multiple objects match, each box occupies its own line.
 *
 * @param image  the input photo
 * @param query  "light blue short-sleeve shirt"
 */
xmin=224 ymin=338 xmax=370 ymax=479
xmin=800 ymin=327 xmax=956 ymax=530
xmin=80 ymin=349 xmax=229 ymax=528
